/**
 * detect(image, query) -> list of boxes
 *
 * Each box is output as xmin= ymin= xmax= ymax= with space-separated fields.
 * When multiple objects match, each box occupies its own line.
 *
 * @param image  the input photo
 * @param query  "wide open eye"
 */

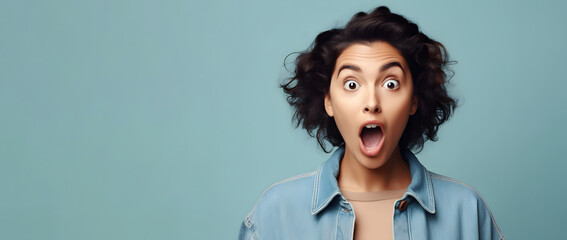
xmin=383 ymin=79 xmax=399 ymax=90
xmin=343 ymin=80 xmax=360 ymax=90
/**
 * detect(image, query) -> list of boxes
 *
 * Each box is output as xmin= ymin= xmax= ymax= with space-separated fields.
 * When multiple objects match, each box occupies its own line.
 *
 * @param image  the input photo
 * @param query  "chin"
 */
xmin=355 ymin=150 xmax=390 ymax=170
xmin=344 ymin=136 xmax=397 ymax=171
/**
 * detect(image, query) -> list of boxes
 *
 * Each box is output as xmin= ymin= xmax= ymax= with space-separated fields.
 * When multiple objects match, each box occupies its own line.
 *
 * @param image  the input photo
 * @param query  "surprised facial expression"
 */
xmin=324 ymin=41 xmax=418 ymax=170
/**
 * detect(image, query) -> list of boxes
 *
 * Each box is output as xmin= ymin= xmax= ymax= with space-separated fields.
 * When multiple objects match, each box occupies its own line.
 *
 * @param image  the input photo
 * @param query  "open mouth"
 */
xmin=360 ymin=124 xmax=383 ymax=148
xmin=358 ymin=121 xmax=384 ymax=157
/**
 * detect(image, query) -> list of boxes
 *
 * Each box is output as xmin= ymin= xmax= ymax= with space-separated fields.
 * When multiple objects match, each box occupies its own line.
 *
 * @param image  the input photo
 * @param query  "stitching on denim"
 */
xmin=430 ymin=173 xmax=505 ymax=239
xmin=252 ymin=227 xmax=258 ymax=240
xmin=243 ymin=215 xmax=258 ymax=239
xmin=407 ymin=204 xmax=412 ymax=240
xmin=311 ymin=164 xmax=322 ymax=214
xmin=405 ymin=151 xmax=435 ymax=213
xmin=350 ymin=203 xmax=356 ymax=240
xmin=246 ymin=171 xmax=317 ymax=225
xmin=245 ymin=215 xmax=252 ymax=228
xmin=425 ymin=170 xmax=435 ymax=212
xmin=334 ymin=204 xmax=339 ymax=240
xmin=311 ymin=163 xmax=342 ymax=215
xmin=313 ymin=190 xmax=340 ymax=215
xmin=311 ymin=161 xmax=342 ymax=215
xmin=403 ymin=191 xmax=434 ymax=214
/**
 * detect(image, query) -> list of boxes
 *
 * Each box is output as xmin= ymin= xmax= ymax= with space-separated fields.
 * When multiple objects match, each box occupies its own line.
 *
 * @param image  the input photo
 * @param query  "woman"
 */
xmin=239 ymin=6 xmax=504 ymax=240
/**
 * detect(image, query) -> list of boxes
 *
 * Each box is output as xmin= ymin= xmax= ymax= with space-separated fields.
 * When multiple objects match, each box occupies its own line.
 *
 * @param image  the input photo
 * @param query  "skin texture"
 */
xmin=324 ymin=41 xmax=418 ymax=192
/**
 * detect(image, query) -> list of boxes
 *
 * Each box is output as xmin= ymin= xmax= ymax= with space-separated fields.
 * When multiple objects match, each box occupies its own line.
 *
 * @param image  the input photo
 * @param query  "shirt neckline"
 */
xmin=310 ymin=147 xmax=436 ymax=215
xmin=341 ymin=188 xmax=406 ymax=202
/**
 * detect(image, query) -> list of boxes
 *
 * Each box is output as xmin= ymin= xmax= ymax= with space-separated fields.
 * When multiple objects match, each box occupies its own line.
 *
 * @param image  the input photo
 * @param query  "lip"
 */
xmin=358 ymin=120 xmax=385 ymax=157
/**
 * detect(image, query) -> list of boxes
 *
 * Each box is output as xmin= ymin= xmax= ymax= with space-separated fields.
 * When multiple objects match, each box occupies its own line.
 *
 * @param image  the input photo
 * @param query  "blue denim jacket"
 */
xmin=239 ymin=147 xmax=504 ymax=240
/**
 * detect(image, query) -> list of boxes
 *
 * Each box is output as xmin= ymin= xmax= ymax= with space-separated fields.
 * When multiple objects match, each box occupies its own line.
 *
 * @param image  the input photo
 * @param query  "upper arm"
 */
xmin=238 ymin=218 xmax=257 ymax=240
xmin=476 ymin=195 xmax=504 ymax=240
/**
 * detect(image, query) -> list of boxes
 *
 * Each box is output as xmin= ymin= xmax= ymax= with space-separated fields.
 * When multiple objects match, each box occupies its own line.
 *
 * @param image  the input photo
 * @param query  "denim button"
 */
xmin=398 ymin=200 xmax=408 ymax=211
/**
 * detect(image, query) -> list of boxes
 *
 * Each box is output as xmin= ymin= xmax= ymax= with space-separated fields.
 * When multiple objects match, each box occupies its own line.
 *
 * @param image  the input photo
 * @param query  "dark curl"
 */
xmin=281 ymin=6 xmax=457 ymax=153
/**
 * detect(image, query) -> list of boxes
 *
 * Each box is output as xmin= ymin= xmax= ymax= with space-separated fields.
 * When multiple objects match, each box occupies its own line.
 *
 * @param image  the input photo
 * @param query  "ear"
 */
xmin=410 ymin=96 xmax=418 ymax=115
xmin=324 ymin=94 xmax=334 ymax=117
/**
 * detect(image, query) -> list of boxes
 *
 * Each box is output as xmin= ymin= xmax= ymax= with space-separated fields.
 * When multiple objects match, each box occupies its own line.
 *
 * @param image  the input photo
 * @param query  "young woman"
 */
xmin=239 ymin=6 xmax=504 ymax=240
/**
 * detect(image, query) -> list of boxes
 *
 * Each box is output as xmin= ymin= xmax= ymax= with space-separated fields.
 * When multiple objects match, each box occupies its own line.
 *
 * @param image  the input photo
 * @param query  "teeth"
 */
xmin=365 ymin=124 xmax=378 ymax=128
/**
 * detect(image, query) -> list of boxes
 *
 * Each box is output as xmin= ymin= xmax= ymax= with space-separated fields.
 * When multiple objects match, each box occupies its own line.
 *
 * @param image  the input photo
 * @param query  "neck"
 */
xmin=337 ymin=146 xmax=411 ymax=192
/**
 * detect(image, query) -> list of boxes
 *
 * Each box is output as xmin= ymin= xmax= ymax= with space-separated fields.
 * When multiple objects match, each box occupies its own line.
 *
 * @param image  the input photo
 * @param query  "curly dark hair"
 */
xmin=281 ymin=6 xmax=457 ymax=153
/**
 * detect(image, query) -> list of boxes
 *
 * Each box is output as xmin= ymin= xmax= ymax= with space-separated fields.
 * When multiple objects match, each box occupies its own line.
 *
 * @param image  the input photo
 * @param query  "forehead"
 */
xmin=334 ymin=41 xmax=408 ymax=71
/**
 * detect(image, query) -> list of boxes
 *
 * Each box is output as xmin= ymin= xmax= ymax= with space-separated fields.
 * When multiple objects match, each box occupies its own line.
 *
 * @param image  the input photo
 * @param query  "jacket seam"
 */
xmin=430 ymin=173 xmax=505 ymax=239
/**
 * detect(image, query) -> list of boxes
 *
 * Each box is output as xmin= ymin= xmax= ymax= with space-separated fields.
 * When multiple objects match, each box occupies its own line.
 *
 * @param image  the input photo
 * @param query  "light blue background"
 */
xmin=1 ymin=0 xmax=566 ymax=239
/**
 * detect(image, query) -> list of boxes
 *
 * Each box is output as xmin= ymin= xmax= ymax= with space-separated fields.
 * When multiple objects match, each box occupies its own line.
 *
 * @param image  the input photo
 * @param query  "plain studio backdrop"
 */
xmin=1 ymin=0 xmax=566 ymax=239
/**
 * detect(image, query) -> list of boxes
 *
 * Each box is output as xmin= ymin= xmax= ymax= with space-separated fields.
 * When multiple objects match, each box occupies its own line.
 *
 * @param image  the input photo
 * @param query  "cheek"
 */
xmin=329 ymin=94 xmax=360 ymax=139
xmin=332 ymin=102 xmax=354 ymax=130
xmin=330 ymin=87 xmax=359 ymax=116
xmin=382 ymin=94 xmax=414 ymax=129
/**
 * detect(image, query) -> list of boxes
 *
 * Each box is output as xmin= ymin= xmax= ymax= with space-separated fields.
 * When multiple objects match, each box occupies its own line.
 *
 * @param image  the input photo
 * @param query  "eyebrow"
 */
xmin=336 ymin=65 xmax=361 ymax=76
xmin=336 ymin=61 xmax=406 ymax=76
xmin=380 ymin=61 xmax=405 ymax=74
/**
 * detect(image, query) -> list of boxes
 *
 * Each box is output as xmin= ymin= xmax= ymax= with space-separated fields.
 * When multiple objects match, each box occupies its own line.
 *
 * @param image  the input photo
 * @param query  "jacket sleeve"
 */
xmin=476 ymin=194 xmax=505 ymax=240
xmin=238 ymin=218 xmax=257 ymax=240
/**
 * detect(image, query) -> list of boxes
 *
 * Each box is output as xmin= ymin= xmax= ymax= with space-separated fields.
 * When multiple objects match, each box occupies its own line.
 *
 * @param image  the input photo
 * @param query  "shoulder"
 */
xmin=253 ymin=171 xmax=316 ymax=209
xmin=243 ymin=171 xmax=317 ymax=227
xmin=429 ymin=172 xmax=485 ymax=200
xmin=428 ymin=171 xmax=505 ymax=239
xmin=429 ymin=171 xmax=492 ymax=210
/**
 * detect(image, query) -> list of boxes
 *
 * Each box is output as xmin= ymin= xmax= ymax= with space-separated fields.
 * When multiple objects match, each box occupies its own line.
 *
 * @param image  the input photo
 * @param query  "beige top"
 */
xmin=341 ymin=189 xmax=406 ymax=240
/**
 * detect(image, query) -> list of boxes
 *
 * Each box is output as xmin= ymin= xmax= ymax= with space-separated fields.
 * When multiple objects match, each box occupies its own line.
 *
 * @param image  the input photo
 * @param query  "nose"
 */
xmin=363 ymin=91 xmax=380 ymax=113
xmin=364 ymin=106 xmax=379 ymax=113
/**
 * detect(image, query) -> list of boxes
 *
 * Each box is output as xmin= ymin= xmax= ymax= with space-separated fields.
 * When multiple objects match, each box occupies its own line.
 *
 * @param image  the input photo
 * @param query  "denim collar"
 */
xmin=310 ymin=146 xmax=436 ymax=215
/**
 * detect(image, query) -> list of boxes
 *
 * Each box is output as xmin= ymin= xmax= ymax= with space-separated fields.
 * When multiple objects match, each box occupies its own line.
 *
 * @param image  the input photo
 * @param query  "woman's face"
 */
xmin=324 ymin=41 xmax=417 ymax=170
